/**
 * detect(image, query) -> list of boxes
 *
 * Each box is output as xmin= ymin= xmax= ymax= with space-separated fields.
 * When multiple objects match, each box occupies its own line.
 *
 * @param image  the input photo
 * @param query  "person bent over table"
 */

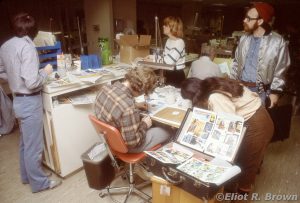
xmin=181 ymin=77 xmax=274 ymax=195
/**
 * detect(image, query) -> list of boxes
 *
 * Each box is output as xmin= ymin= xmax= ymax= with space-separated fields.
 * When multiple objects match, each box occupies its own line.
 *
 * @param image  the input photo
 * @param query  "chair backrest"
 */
xmin=89 ymin=115 xmax=128 ymax=154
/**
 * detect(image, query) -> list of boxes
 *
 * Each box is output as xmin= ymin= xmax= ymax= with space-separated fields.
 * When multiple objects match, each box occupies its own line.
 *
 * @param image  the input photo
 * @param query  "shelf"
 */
xmin=36 ymin=41 xmax=62 ymax=69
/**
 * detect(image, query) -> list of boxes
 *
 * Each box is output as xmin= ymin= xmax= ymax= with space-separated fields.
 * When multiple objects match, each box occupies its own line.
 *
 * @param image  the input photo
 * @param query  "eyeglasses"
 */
xmin=244 ymin=15 xmax=259 ymax=22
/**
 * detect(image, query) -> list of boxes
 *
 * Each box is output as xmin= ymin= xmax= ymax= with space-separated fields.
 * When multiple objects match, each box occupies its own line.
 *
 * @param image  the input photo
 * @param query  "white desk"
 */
xmin=42 ymin=64 xmax=130 ymax=177
xmin=145 ymin=86 xmax=191 ymax=128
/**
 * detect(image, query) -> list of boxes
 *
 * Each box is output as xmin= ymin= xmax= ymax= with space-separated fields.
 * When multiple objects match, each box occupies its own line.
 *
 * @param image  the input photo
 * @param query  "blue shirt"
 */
xmin=0 ymin=36 xmax=47 ymax=94
xmin=241 ymin=36 xmax=262 ymax=83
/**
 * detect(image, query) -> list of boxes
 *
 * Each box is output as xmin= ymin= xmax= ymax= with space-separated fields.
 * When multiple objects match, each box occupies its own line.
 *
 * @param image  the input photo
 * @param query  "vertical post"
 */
xmin=155 ymin=16 xmax=158 ymax=48
xmin=77 ymin=16 xmax=84 ymax=55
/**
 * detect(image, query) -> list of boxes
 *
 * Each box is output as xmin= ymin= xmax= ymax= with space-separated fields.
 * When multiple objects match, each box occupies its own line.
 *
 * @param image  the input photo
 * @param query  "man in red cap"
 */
xmin=230 ymin=2 xmax=291 ymax=197
xmin=231 ymin=2 xmax=290 ymax=108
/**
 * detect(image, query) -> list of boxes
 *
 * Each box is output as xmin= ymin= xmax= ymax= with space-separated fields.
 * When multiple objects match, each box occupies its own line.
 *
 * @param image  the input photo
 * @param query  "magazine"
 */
xmin=176 ymin=157 xmax=241 ymax=186
xmin=145 ymin=143 xmax=193 ymax=164
xmin=176 ymin=107 xmax=245 ymax=162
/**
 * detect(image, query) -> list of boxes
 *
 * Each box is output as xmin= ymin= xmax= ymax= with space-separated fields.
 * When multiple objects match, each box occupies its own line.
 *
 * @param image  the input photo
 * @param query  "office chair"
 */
xmin=89 ymin=115 xmax=160 ymax=203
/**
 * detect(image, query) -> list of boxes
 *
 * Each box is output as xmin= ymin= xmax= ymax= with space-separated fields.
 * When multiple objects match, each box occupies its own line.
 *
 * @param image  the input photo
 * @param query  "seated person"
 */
xmin=187 ymin=46 xmax=222 ymax=79
xmin=180 ymin=77 xmax=274 ymax=195
xmin=94 ymin=67 xmax=171 ymax=153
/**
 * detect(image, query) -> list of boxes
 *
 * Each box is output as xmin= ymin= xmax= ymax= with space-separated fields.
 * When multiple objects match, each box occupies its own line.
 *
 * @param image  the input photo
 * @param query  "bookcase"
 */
xmin=36 ymin=41 xmax=62 ymax=69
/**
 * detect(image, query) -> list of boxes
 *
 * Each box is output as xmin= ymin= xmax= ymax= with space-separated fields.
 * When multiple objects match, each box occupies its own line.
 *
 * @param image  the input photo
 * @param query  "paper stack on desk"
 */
xmin=77 ymin=69 xmax=112 ymax=84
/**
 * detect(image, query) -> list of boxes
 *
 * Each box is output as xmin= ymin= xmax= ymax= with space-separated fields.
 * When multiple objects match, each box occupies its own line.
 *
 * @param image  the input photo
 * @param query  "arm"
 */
xmin=208 ymin=93 xmax=236 ymax=114
xmin=20 ymin=44 xmax=48 ymax=90
xmin=0 ymin=57 xmax=7 ymax=80
xmin=230 ymin=35 xmax=248 ymax=80
xmin=270 ymin=38 xmax=291 ymax=93
xmin=230 ymin=48 xmax=240 ymax=80
xmin=268 ymin=39 xmax=291 ymax=108
xmin=119 ymin=108 xmax=150 ymax=147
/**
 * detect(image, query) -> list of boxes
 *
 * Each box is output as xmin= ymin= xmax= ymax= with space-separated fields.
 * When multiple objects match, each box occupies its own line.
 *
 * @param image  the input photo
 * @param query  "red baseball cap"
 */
xmin=253 ymin=2 xmax=274 ymax=23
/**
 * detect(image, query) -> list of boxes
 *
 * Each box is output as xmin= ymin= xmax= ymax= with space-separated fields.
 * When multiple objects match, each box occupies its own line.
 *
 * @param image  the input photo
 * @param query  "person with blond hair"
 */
xmin=94 ymin=67 xmax=171 ymax=153
xmin=162 ymin=16 xmax=186 ymax=87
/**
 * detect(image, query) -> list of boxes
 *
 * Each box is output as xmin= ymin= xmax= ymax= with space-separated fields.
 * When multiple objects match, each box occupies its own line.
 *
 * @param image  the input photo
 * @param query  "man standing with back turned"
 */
xmin=231 ymin=2 xmax=290 ymax=108
xmin=0 ymin=12 xmax=61 ymax=193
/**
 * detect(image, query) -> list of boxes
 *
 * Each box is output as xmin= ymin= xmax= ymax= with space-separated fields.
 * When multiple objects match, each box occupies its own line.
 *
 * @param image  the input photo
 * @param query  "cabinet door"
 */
xmin=51 ymin=103 xmax=99 ymax=177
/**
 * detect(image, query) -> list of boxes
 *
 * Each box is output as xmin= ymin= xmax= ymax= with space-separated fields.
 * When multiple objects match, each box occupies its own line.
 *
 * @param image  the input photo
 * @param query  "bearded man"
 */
xmin=231 ymin=2 xmax=290 ymax=108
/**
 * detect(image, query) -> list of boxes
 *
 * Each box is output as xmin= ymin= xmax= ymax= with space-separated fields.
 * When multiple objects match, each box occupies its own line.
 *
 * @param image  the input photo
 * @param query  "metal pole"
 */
xmin=155 ymin=16 xmax=158 ymax=48
xmin=77 ymin=16 xmax=84 ymax=55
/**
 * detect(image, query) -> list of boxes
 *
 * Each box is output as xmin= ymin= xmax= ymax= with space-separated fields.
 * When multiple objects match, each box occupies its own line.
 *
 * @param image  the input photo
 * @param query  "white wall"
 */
xmin=84 ymin=0 xmax=114 ymax=54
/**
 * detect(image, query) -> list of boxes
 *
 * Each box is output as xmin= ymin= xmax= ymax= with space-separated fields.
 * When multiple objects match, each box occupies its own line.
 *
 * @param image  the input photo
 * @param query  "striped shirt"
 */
xmin=94 ymin=82 xmax=148 ymax=148
xmin=163 ymin=38 xmax=185 ymax=70
xmin=0 ymin=36 xmax=47 ymax=94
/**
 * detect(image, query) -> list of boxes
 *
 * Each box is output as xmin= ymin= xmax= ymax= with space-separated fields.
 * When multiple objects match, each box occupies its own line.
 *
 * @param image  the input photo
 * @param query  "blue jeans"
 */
xmin=128 ymin=126 xmax=172 ymax=153
xmin=13 ymin=94 xmax=49 ymax=192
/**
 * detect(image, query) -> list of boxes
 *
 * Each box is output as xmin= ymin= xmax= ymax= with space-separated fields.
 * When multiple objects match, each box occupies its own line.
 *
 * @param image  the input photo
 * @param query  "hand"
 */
xmin=136 ymin=102 xmax=148 ymax=111
xmin=268 ymin=93 xmax=279 ymax=108
xmin=44 ymin=64 xmax=53 ymax=75
xmin=142 ymin=116 xmax=152 ymax=128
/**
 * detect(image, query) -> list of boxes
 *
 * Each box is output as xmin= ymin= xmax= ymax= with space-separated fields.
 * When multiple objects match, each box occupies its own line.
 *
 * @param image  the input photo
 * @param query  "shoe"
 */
xmin=22 ymin=171 xmax=51 ymax=184
xmin=134 ymin=164 xmax=153 ymax=181
xmin=33 ymin=179 xmax=62 ymax=193
xmin=48 ymin=179 xmax=62 ymax=189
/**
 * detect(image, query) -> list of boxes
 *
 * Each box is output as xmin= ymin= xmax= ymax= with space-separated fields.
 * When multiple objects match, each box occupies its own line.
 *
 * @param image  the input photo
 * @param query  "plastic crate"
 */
xmin=80 ymin=55 xmax=102 ymax=69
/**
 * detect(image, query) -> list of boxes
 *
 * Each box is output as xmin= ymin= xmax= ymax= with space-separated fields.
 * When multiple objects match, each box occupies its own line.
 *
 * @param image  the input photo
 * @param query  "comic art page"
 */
xmin=176 ymin=108 xmax=244 ymax=162
xmin=144 ymin=143 xmax=193 ymax=164
xmin=177 ymin=157 xmax=241 ymax=185
xmin=177 ymin=108 xmax=217 ymax=152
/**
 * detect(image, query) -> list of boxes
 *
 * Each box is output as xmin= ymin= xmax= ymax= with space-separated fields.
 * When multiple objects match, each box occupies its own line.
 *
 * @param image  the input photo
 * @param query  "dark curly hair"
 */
xmin=125 ymin=67 xmax=158 ymax=95
xmin=181 ymin=77 xmax=244 ymax=108
xmin=11 ymin=12 xmax=38 ymax=39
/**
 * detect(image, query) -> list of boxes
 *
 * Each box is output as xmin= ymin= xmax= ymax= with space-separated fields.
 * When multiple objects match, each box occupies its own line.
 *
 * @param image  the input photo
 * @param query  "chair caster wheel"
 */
xmin=99 ymin=192 xmax=106 ymax=198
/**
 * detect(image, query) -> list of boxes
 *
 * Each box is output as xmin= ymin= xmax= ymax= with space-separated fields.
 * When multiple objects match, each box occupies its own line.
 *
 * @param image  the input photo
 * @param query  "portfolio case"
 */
xmin=145 ymin=107 xmax=246 ymax=199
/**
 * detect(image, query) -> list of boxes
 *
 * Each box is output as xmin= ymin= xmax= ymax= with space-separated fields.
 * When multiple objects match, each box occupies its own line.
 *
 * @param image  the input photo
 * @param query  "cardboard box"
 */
xmin=151 ymin=176 xmax=221 ymax=203
xmin=116 ymin=35 xmax=151 ymax=64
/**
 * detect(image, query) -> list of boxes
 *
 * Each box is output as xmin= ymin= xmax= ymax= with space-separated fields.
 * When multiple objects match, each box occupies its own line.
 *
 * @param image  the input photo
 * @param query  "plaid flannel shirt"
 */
xmin=94 ymin=82 xmax=148 ymax=148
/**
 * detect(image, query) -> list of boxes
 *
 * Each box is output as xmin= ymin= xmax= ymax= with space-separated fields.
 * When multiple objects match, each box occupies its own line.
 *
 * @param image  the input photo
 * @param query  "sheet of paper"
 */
xmin=218 ymin=62 xmax=231 ymax=75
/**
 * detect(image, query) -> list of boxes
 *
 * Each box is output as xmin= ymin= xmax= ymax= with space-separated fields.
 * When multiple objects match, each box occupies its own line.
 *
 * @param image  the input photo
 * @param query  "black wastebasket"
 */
xmin=81 ymin=143 xmax=115 ymax=190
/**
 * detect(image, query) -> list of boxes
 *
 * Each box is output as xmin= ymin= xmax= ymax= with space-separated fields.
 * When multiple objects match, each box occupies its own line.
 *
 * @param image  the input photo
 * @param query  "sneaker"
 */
xmin=134 ymin=164 xmax=153 ymax=181
xmin=48 ymin=179 xmax=62 ymax=189
xmin=33 ymin=179 xmax=62 ymax=193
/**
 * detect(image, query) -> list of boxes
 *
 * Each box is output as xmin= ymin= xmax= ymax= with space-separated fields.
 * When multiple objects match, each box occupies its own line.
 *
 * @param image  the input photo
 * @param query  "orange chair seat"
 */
xmin=113 ymin=144 xmax=161 ymax=164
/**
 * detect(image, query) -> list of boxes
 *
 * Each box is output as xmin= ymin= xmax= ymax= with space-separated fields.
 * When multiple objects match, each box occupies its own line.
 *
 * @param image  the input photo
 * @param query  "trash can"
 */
xmin=81 ymin=143 xmax=115 ymax=190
